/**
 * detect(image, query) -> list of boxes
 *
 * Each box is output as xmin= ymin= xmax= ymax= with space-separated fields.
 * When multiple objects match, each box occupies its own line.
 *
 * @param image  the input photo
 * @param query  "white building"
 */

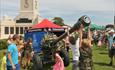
xmin=0 ymin=0 xmax=41 ymax=39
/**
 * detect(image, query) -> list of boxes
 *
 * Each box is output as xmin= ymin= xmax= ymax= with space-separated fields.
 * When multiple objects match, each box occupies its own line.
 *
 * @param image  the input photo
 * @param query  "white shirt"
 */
xmin=70 ymin=38 xmax=80 ymax=61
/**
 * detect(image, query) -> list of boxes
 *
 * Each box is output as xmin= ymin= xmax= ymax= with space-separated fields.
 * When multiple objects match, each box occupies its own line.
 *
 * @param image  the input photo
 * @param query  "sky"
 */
xmin=0 ymin=0 xmax=114 ymax=26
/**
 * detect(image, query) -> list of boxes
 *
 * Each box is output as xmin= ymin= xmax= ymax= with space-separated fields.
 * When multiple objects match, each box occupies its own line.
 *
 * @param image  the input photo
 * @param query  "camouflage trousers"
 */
xmin=79 ymin=58 xmax=93 ymax=70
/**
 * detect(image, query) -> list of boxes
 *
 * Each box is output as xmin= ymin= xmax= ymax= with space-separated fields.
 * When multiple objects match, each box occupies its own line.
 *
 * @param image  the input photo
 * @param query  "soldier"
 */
xmin=79 ymin=26 xmax=93 ymax=70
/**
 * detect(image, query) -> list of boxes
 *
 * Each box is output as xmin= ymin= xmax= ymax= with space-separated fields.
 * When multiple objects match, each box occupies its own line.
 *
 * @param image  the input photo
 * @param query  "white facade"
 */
xmin=0 ymin=0 xmax=40 ymax=39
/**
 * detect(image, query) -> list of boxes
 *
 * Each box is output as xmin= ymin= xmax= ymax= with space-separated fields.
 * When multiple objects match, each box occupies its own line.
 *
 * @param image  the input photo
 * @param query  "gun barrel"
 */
xmin=53 ymin=15 xmax=91 ymax=45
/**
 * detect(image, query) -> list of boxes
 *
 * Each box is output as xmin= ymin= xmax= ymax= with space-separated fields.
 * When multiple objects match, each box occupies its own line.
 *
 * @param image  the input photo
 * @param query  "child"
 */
xmin=53 ymin=53 xmax=65 ymax=70
xmin=1 ymin=51 xmax=7 ymax=70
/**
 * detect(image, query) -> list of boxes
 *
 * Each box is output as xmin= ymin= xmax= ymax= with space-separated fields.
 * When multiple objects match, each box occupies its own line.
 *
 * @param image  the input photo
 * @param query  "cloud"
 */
xmin=0 ymin=0 xmax=114 ymax=26
xmin=40 ymin=0 xmax=114 ymax=11
xmin=39 ymin=0 xmax=114 ymax=25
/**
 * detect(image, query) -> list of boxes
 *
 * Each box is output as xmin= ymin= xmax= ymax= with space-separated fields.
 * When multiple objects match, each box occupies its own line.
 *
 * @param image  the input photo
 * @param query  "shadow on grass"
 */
xmin=70 ymin=58 xmax=73 ymax=62
xmin=43 ymin=65 xmax=52 ymax=70
xmin=99 ymin=52 xmax=108 ymax=55
xmin=94 ymin=62 xmax=110 ymax=66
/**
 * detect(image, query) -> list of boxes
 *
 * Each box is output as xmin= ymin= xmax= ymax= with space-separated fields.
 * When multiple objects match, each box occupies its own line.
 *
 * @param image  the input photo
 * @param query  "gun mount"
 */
xmin=31 ymin=15 xmax=91 ymax=70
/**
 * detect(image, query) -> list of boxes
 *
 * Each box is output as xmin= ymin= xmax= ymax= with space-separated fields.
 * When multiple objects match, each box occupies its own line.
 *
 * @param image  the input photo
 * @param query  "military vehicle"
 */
xmin=24 ymin=15 xmax=91 ymax=70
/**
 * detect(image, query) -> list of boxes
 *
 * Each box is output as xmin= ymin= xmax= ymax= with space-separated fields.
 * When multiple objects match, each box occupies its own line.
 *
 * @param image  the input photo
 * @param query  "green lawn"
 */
xmin=0 ymin=45 xmax=114 ymax=70
xmin=66 ymin=44 xmax=114 ymax=70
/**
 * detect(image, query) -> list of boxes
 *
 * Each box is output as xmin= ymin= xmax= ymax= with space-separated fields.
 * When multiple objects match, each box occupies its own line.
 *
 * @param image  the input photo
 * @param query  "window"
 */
xmin=16 ymin=27 xmax=19 ymax=34
xmin=29 ymin=27 xmax=32 ymax=29
xmin=25 ymin=27 xmax=28 ymax=30
xmin=20 ymin=27 xmax=23 ymax=34
xmin=5 ymin=27 xmax=9 ymax=34
xmin=10 ymin=27 xmax=14 ymax=34
xmin=16 ymin=18 xmax=32 ymax=23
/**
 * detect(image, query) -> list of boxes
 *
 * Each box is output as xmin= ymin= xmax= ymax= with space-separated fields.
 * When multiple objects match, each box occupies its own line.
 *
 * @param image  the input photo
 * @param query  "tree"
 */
xmin=105 ymin=24 xmax=114 ymax=29
xmin=52 ymin=17 xmax=65 ymax=26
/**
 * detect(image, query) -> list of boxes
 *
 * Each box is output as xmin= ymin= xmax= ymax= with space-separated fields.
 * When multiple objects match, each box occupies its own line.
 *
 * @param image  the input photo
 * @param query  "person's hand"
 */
xmin=80 ymin=24 xmax=84 ymax=29
xmin=12 ymin=64 xmax=16 ymax=70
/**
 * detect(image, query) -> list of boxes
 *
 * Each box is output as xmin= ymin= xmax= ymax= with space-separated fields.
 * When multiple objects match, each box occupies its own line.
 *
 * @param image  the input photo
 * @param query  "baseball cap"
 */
xmin=108 ymin=29 xmax=114 ymax=33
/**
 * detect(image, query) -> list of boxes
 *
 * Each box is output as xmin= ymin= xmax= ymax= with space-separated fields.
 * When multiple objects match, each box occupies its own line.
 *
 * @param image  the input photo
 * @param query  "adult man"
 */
xmin=107 ymin=29 xmax=114 ymax=66
xmin=69 ymin=24 xmax=83 ymax=70
xmin=7 ymin=34 xmax=23 ymax=70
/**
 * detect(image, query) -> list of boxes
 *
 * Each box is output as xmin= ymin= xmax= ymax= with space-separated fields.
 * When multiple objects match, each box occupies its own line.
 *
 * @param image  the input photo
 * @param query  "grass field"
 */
xmin=0 ymin=45 xmax=114 ymax=70
xmin=66 ymin=44 xmax=114 ymax=70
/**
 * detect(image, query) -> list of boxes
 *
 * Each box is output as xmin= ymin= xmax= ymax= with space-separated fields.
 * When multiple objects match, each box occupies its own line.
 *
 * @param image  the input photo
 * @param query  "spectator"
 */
xmin=79 ymin=26 xmax=93 ymax=70
xmin=7 ymin=35 xmax=12 ymax=45
xmin=6 ymin=34 xmax=24 ymax=70
xmin=17 ymin=35 xmax=24 ymax=66
xmin=107 ymin=29 xmax=114 ymax=66
xmin=23 ymin=38 xmax=33 ymax=68
xmin=1 ymin=51 xmax=7 ymax=70
xmin=53 ymin=53 xmax=65 ymax=70
xmin=69 ymin=35 xmax=80 ymax=70
xmin=112 ymin=35 xmax=115 ymax=67
xmin=68 ymin=24 xmax=83 ymax=70
xmin=64 ymin=36 xmax=70 ymax=53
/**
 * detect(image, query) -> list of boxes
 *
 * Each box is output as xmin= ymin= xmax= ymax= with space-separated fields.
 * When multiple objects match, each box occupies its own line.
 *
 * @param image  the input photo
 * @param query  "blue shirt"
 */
xmin=108 ymin=35 xmax=114 ymax=49
xmin=7 ymin=43 xmax=18 ymax=66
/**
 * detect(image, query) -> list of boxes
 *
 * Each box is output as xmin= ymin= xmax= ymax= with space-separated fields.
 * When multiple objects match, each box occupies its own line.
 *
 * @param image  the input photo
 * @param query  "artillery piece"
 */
xmin=30 ymin=15 xmax=91 ymax=70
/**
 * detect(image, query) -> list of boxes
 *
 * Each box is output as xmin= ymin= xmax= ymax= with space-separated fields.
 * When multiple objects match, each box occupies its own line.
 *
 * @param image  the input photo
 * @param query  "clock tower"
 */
xmin=15 ymin=0 xmax=39 ymax=24
xmin=20 ymin=0 xmax=38 ymax=15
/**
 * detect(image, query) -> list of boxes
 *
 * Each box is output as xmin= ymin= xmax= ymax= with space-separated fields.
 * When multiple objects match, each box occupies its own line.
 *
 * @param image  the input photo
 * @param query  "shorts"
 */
xmin=7 ymin=64 xmax=20 ymax=70
xmin=109 ymin=49 xmax=115 ymax=57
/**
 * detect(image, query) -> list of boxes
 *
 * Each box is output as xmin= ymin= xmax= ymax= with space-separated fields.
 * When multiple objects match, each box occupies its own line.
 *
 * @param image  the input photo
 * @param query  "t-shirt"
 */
xmin=7 ymin=43 xmax=18 ymax=66
xmin=108 ymin=35 xmax=114 ymax=49
xmin=1 ymin=56 xmax=6 ymax=70
xmin=70 ymin=38 xmax=80 ymax=61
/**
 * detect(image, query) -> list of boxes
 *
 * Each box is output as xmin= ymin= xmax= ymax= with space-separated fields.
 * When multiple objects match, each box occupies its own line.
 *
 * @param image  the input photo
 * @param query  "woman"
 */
xmin=79 ymin=26 xmax=93 ymax=70
xmin=23 ymin=38 xmax=33 ymax=68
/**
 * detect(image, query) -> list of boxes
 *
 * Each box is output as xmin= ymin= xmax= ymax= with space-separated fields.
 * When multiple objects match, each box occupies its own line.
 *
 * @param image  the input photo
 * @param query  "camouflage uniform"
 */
xmin=79 ymin=47 xmax=93 ymax=70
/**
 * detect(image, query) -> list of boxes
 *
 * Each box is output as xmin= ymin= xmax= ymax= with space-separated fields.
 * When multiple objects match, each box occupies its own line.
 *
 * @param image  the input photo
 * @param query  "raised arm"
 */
xmin=79 ymin=24 xmax=83 ymax=47
xmin=87 ymin=26 xmax=92 ymax=47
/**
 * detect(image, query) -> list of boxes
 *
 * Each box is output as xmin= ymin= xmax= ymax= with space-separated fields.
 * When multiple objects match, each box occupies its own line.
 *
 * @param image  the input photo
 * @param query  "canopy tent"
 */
xmin=32 ymin=19 xmax=63 ymax=29
xmin=85 ymin=23 xmax=105 ymax=30
xmin=25 ymin=19 xmax=65 ymax=53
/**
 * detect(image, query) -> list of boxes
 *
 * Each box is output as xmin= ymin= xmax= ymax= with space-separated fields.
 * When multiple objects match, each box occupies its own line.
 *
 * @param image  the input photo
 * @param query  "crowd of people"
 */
xmin=1 ymin=34 xmax=33 ymax=70
xmin=0 ymin=24 xmax=115 ymax=70
xmin=63 ymin=24 xmax=115 ymax=70
xmin=67 ymin=24 xmax=93 ymax=70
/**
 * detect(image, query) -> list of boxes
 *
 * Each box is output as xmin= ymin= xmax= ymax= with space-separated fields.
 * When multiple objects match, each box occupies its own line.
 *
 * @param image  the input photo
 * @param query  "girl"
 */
xmin=53 ymin=52 xmax=65 ymax=70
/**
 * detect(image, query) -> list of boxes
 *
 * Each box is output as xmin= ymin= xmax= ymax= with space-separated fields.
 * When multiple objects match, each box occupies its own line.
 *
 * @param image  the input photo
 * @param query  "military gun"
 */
xmin=32 ymin=15 xmax=91 ymax=70
xmin=52 ymin=15 xmax=91 ymax=46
